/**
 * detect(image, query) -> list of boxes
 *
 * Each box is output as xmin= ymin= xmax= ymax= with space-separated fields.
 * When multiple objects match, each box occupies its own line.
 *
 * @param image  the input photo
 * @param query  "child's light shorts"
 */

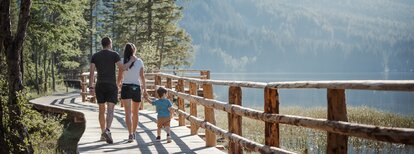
xmin=157 ymin=117 xmax=171 ymax=128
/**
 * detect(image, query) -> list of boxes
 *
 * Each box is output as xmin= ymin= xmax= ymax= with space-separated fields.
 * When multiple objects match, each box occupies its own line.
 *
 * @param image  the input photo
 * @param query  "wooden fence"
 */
xmin=153 ymin=72 xmax=414 ymax=154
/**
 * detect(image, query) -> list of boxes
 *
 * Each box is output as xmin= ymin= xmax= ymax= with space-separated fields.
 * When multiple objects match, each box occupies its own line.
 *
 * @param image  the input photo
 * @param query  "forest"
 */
xmin=0 ymin=0 xmax=193 ymax=153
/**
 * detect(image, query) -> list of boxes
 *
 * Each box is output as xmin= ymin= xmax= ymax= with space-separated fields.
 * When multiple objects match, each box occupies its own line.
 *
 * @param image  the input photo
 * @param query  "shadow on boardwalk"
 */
xmin=30 ymin=93 xmax=224 ymax=154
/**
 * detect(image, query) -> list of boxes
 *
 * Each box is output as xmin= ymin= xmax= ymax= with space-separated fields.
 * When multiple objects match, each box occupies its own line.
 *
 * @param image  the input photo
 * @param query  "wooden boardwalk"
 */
xmin=30 ymin=93 xmax=224 ymax=154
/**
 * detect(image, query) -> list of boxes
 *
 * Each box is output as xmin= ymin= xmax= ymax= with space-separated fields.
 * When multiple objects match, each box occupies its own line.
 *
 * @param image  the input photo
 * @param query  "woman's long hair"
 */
xmin=123 ymin=43 xmax=136 ymax=69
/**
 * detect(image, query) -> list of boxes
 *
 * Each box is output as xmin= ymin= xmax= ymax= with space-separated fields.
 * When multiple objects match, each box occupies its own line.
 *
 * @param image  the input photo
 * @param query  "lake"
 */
xmin=209 ymin=72 xmax=414 ymax=115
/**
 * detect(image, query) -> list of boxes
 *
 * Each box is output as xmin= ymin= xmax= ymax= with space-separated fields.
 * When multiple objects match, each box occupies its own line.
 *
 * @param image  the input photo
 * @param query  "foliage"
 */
xmin=24 ymin=0 xmax=89 ymax=93
xmin=93 ymin=0 xmax=194 ymax=71
xmin=17 ymin=93 xmax=64 ymax=153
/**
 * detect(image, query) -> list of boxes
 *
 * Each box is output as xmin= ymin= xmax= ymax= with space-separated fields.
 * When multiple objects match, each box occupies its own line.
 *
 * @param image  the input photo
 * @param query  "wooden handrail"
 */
xmin=267 ymin=80 xmax=414 ymax=91
xmin=158 ymin=73 xmax=414 ymax=91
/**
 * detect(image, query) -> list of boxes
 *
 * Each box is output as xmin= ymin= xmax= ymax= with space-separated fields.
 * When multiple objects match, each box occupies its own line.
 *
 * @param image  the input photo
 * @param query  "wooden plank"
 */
xmin=203 ymin=83 xmax=216 ymax=147
xmin=228 ymin=86 xmax=243 ymax=154
xmin=157 ymin=72 xmax=414 ymax=91
xmin=81 ymin=75 xmax=86 ymax=102
xmin=177 ymin=79 xmax=185 ymax=126
xmin=166 ymin=77 xmax=173 ymax=102
xmin=189 ymin=82 xmax=198 ymax=135
xmin=154 ymin=75 xmax=161 ymax=97
xmin=327 ymin=89 xmax=348 ymax=154
xmin=167 ymin=89 xmax=414 ymax=145
xmin=264 ymin=87 xmax=279 ymax=147
xmin=30 ymin=93 xmax=225 ymax=154
xmin=267 ymin=80 xmax=414 ymax=91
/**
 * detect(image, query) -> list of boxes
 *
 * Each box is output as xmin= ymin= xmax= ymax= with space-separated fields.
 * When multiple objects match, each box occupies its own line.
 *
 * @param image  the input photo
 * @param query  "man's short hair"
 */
xmin=157 ymin=87 xmax=167 ymax=97
xmin=101 ymin=37 xmax=111 ymax=48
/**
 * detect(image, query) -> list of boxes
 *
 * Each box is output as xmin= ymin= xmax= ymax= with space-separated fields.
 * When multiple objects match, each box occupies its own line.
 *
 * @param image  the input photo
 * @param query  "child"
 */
xmin=144 ymin=86 xmax=174 ymax=143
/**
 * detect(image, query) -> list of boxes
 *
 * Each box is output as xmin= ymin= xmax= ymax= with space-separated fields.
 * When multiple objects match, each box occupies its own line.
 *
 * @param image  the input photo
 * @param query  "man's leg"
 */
xmin=98 ymin=104 xmax=106 ymax=133
xmin=106 ymin=102 xmax=115 ymax=130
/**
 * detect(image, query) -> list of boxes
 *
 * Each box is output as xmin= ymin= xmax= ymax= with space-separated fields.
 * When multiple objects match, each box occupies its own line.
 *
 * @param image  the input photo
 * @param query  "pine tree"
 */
xmin=112 ymin=0 xmax=193 ymax=70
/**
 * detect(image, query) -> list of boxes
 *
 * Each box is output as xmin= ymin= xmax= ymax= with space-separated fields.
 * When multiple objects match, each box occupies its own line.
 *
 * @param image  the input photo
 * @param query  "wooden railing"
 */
xmin=153 ymin=72 xmax=414 ymax=154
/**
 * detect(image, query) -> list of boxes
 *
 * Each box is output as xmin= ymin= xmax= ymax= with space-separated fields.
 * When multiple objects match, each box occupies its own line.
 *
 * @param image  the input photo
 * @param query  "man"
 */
xmin=89 ymin=37 xmax=135 ymax=144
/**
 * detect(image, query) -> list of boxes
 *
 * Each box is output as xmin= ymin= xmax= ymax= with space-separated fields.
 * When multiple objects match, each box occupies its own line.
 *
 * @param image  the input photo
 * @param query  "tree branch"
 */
xmin=14 ymin=0 xmax=32 ymax=51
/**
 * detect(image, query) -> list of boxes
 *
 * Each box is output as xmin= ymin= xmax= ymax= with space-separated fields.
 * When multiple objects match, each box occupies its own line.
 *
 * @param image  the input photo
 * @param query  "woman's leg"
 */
xmin=123 ymin=99 xmax=132 ymax=134
xmin=132 ymin=101 xmax=141 ymax=133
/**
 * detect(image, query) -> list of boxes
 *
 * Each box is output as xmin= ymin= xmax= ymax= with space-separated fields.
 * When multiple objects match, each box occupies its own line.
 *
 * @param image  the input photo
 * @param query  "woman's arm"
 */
xmin=139 ymin=67 xmax=148 ymax=98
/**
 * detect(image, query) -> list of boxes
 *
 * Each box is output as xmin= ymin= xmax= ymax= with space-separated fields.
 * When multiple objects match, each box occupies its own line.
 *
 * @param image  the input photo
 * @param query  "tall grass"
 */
xmin=143 ymin=100 xmax=414 ymax=153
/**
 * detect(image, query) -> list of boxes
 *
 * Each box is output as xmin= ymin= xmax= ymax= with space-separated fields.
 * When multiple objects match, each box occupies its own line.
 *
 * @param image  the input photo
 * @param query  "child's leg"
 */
xmin=157 ymin=127 xmax=161 ymax=137
xmin=165 ymin=126 xmax=170 ymax=136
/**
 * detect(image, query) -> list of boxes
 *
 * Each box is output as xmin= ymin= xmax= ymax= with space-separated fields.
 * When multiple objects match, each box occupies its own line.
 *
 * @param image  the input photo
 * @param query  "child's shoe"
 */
xmin=166 ymin=134 xmax=172 ymax=143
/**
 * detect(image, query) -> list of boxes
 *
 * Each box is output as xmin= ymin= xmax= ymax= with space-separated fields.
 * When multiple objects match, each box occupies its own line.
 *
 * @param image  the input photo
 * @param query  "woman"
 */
xmin=118 ymin=43 xmax=147 ymax=142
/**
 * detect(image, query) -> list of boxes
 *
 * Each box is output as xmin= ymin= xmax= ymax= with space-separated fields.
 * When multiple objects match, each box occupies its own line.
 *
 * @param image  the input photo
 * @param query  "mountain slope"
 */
xmin=178 ymin=0 xmax=414 ymax=73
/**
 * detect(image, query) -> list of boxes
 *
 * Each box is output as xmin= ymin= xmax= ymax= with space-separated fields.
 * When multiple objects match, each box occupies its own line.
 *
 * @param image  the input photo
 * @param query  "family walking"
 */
xmin=88 ymin=37 xmax=174 ymax=144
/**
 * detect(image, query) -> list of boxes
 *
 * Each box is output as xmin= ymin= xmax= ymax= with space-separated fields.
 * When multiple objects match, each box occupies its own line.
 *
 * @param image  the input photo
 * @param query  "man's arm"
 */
xmin=119 ymin=56 xmax=137 ymax=71
xmin=89 ymin=63 xmax=96 ymax=95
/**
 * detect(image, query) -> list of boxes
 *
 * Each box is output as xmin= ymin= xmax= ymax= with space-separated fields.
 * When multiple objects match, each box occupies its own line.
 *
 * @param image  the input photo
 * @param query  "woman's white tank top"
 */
xmin=122 ymin=58 xmax=144 ymax=85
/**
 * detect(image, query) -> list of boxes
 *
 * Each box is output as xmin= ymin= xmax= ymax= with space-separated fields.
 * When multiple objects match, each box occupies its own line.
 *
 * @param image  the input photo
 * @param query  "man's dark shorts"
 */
xmin=95 ymin=82 xmax=118 ymax=104
xmin=121 ymin=84 xmax=142 ymax=102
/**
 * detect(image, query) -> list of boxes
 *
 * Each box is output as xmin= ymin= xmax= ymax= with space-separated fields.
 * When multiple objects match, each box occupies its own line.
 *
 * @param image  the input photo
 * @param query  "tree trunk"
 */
xmin=43 ymin=48 xmax=47 ymax=93
xmin=147 ymin=0 xmax=153 ymax=40
xmin=157 ymin=36 xmax=165 ymax=70
xmin=35 ymin=47 xmax=39 ymax=94
xmin=0 ymin=0 xmax=34 ymax=152
xmin=52 ymin=53 xmax=55 ymax=92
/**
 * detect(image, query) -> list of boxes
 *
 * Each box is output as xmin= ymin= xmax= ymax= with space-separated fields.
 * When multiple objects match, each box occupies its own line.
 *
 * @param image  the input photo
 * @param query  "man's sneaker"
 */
xmin=103 ymin=129 xmax=114 ymax=144
xmin=100 ymin=134 xmax=106 ymax=141
xmin=166 ymin=135 xmax=172 ymax=143
xmin=127 ymin=134 xmax=134 ymax=143
xmin=156 ymin=136 xmax=161 ymax=142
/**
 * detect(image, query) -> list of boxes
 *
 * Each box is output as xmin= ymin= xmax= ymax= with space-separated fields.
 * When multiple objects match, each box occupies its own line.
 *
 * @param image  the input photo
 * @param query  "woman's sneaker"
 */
xmin=127 ymin=134 xmax=134 ymax=143
xmin=166 ymin=135 xmax=172 ymax=143
xmin=156 ymin=136 xmax=161 ymax=142
xmin=100 ymin=134 xmax=106 ymax=141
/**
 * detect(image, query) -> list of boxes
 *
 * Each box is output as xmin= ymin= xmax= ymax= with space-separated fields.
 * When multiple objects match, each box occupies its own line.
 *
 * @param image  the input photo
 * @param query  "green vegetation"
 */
xmin=2 ymin=0 xmax=192 ymax=152
xmin=214 ymin=106 xmax=414 ymax=153
xmin=145 ymin=100 xmax=414 ymax=153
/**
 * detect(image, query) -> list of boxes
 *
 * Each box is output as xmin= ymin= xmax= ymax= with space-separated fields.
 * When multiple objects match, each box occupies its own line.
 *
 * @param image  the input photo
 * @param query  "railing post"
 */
xmin=154 ymin=75 xmax=162 ymax=97
xmin=189 ymin=82 xmax=198 ymax=135
xmin=177 ymin=79 xmax=185 ymax=126
xmin=203 ymin=83 xmax=216 ymax=147
xmin=264 ymin=87 xmax=279 ymax=147
xmin=166 ymin=77 xmax=173 ymax=102
xmin=327 ymin=89 xmax=348 ymax=154
xmin=81 ymin=75 xmax=86 ymax=102
xmin=228 ymin=86 xmax=243 ymax=154
xmin=202 ymin=70 xmax=216 ymax=147
xmin=200 ymin=70 xmax=210 ymax=79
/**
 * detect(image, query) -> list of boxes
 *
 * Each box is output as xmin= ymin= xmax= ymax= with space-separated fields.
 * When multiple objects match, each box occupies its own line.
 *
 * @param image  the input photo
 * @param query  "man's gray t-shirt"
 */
xmin=90 ymin=50 xmax=121 ymax=84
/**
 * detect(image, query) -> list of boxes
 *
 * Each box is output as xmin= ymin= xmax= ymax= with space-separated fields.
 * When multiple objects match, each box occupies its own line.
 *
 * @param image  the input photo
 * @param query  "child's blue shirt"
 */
xmin=151 ymin=98 xmax=172 ymax=118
